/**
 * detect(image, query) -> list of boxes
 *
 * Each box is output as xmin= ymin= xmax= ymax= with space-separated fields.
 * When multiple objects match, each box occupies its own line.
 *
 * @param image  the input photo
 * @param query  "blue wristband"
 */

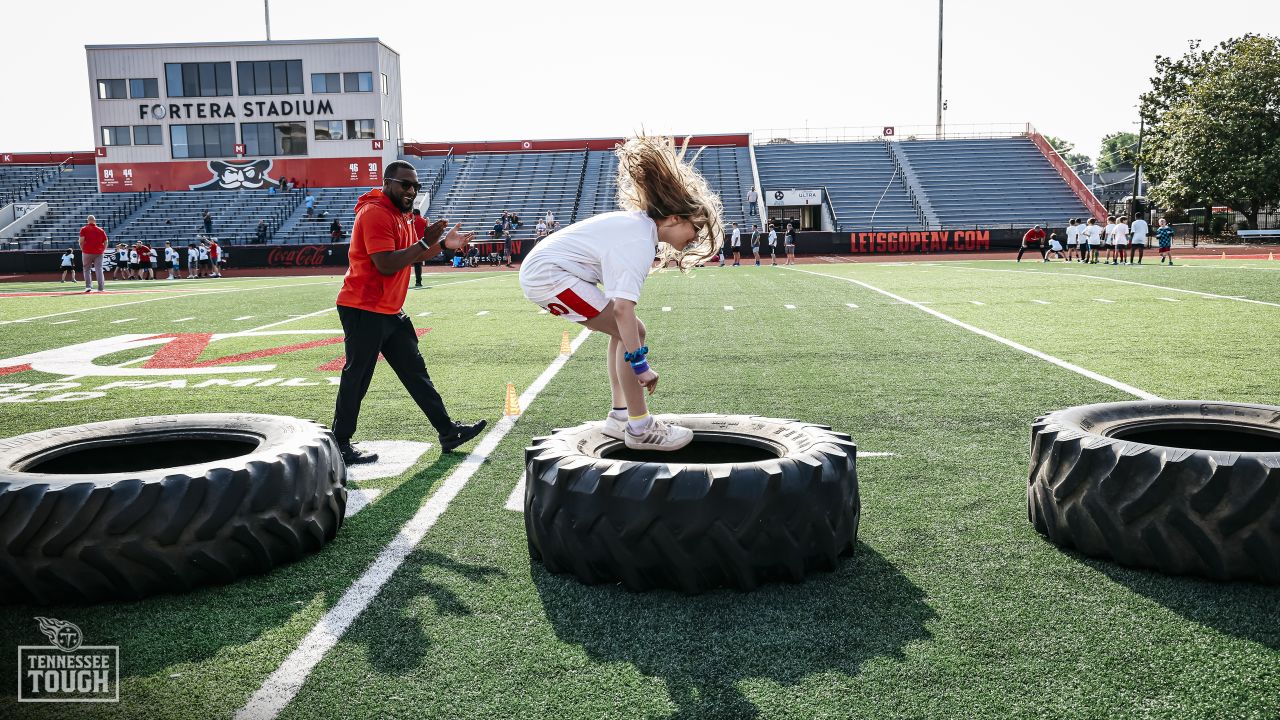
xmin=631 ymin=360 xmax=650 ymax=375
xmin=623 ymin=346 xmax=649 ymax=364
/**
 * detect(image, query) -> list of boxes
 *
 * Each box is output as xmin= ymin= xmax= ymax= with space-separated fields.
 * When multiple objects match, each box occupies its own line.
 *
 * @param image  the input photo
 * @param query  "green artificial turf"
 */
xmin=0 ymin=261 xmax=1277 ymax=720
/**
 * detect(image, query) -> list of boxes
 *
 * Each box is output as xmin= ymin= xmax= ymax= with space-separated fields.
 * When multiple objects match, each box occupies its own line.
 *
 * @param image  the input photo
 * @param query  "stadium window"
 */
xmin=312 ymin=73 xmax=340 ymax=93
xmin=343 ymin=72 xmax=373 ymax=93
xmin=101 ymin=126 xmax=131 ymax=146
xmin=380 ymin=73 xmax=388 ymax=95
xmin=170 ymin=123 xmax=235 ymax=159
xmin=383 ymin=120 xmax=390 ymax=140
xmin=345 ymin=119 xmax=375 ymax=139
xmin=165 ymin=62 xmax=233 ymax=97
xmin=132 ymin=125 xmax=163 ymax=145
xmin=242 ymin=122 xmax=307 ymax=156
xmin=313 ymin=120 xmax=344 ymax=141
xmin=97 ymin=79 xmax=127 ymax=99
xmin=238 ymin=60 xmax=304 ymax=95
xmin=129 ymin=78 xmax=159 ymax=99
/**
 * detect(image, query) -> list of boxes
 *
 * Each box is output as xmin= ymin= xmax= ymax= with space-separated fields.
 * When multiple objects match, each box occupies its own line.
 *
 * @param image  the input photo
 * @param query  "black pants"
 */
xmin=1016 ymin=244 xmax=1046 ymax=261
xmin=413 ymin=262 xmax=423 ymax=286
xmin=332 ymin=305 xmax=451 ymax=443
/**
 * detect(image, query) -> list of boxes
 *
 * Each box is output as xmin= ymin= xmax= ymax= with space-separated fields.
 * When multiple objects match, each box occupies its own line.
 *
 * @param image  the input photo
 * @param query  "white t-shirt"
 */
xmin=1104 ymin=223 xmax=1116 ymax=242
xmin=1066 ymin=225 xmax=1079 ymax=244
xmin=730 ymin=227 xmax=741 ymax=247
xmin=519 ymin=211 xmax=658 ymax=303
xmin=198 ymin=246 xmax=210 ymax=261
xmin=61 ymin=252 xmax=74 ymax=267
xmin=1050 ymin=238 xmax=1063 ymax=251
xmin=1114 ymin=223 xmax=1130 ymax=244
xmin=1131 ymin=218 xmax=1149 ymax=240
xmin=187 ymin=247 xmax=198 ymax=262
xmin=767 ymin=229 xmax=777 ymax=247
xmin=129 ymin=250 xmax=139 ymax=264
xmin=165 ymin=247 xmax=179 ymax=263
xmin=1086 ymin=225 xmax=1102 ymax=244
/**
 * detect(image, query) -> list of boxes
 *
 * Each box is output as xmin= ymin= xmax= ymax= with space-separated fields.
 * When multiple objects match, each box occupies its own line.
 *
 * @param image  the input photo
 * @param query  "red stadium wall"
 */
xmin=1028 ymin=132 xmax=1108 ymax=222
xmin=94 ymin=157 xmax=385 ymax=192
xmin=1 ymin=151 xmax=96 ymax=165
xmin=404 ymin=134 xmax=750 ymax=156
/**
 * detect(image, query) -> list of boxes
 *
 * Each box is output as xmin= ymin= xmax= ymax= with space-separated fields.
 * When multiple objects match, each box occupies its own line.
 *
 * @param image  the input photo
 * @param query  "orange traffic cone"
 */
xmin=560 ymin=329 xmax=571 ymax=355
xmin=504 ymin=382 xmax=521 ymax=416
xmin=1221 ymin=251 xmax=1227 ymax=260
xmin=1269 ymin=252 xmax=1275 ymax=261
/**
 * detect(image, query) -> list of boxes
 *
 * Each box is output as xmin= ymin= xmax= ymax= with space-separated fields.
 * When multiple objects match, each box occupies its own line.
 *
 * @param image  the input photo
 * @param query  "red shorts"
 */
xmin=1159 ymin=246 xmax=1171 ymax=253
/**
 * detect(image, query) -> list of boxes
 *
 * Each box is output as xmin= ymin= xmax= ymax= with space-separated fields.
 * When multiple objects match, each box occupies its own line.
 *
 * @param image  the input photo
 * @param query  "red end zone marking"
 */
xmin=0 ymin=364 xmax=32 ymax=376
xmin=141 ymin=329 xmax=430 ymax=371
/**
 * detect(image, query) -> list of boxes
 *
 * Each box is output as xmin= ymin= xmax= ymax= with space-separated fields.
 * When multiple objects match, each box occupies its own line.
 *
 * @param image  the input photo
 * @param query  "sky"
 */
xmin=2 ymin=0 xmax=1277 ymax=161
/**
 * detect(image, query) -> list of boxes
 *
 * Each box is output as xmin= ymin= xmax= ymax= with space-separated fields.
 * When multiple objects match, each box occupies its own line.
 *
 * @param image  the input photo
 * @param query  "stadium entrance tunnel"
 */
xmin=523 ymin=414 xmax=860 ymax=593
xmin=0 ymin=414 xmax=348 ymax=604
xmin=1027 ymin=400 xmax=1280 ymax=584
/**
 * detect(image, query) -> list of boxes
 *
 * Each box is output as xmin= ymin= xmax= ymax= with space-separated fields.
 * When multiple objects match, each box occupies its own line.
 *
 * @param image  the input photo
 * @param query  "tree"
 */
xmin=1044 ymin=134 xmax=1093 ymax=175
xmin=1140 ymin=34 xmax=1280 ymax=231
xmin=1097 ymin=132 xmax=1139 ymax=173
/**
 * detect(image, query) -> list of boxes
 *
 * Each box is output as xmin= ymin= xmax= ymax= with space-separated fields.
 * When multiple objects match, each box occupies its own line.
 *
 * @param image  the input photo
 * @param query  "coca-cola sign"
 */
xmin=267 ymin=245 xmax=334 ymax=267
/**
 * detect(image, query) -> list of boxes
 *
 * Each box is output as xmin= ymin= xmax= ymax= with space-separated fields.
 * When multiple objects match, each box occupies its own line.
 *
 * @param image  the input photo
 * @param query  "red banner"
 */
xmin=95 ymin=157 xmax=384 ymax=192
xmin=849 ymin=230 xmax=992 ymax=254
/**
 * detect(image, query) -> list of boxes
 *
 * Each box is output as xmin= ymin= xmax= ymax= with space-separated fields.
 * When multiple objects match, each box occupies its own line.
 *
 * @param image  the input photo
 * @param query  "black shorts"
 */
xmin=129 ymin=262 xmax=140 ymax=270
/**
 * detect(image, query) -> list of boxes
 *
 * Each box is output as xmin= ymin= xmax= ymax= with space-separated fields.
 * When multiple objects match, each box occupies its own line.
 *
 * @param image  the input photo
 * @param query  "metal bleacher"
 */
xmin=755 ymin=141 xmax=921 ymax=230
xmin=896 ymin=136 xmax=1089 ymax=227
xmin=0 ymin=165 xmax=61 ymax=205
xmin=424 ymin=150 xmax=587 ymax=238
xmin=11 ymin=174 xmax=149 ymax=250
xmin=115 ymin=188 xmax=304 ymax=245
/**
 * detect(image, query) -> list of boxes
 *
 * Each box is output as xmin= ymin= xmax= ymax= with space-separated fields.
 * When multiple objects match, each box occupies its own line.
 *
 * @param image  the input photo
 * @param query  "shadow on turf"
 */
xmin=1082 ymin=557 xmax=1280 ymax=651
xmin=0 ymin=452 xmax=468 ymax=694
xmin=532 ymin=542 xmax=934 ymax=720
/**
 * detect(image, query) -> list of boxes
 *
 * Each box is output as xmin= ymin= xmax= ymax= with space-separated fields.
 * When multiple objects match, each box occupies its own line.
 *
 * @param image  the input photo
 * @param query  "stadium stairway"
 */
xmin=755 ymin=141 xmax=922 ymax=230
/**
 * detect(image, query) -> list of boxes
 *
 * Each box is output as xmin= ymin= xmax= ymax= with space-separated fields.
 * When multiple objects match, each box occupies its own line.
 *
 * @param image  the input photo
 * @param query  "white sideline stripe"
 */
xmin=504 ymin=449 xmax=899 ymax=513
xmin=969 ymin=300 xmax=985 ymax=306
xmin=724 ymin=305 xmax=734 ymax=311
xmin=789 ymin=267 xmax=1159 ymax=401
xmin=661 ymin=306 xmax=672 ymax=312
xmin=1157 ymin=297 xmax=1180 ymax=302
xmin=1095 ymin=298 xmax=1115 ymax=303
xmin=172 ymin=317 xmax=195 ymax=322
xmin=784 ymin=304 xmax=796 ymax=309
xmin=236 ymin=307 xmax=335 ymax=335
xmin=418 ymin=311 xmax=432 ymax=317
xmin=236 ymin=327 xmax=593 ymax=720
xmin=951 ymin=264 xmax=1280 ymax=309
xmin=110 ymin=318 xmax=136 ymax=324
xmin=233 ymin=315 xmax=255 ymax=321
xmin=845 ymin=303 xmax=858 ymax=308
xmin=1031 ymin=299 xmax=1051 ymax=305
xmin=0 ymin=279 xmax=338 ymax=324
xmin=50 ymin=319 xmax=78 ymax=325
xmin=537 ymin=309 xmax=548 ymax=314
xmin=476 ymin=310 xmax=489 ymax=316
xmin=344 ymin=489 xmax=383 ymax=518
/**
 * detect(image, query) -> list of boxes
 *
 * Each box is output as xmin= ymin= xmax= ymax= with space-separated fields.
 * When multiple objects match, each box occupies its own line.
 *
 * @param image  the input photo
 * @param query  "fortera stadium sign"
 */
xmin=137 ymin=99 xmax=335 ymax=121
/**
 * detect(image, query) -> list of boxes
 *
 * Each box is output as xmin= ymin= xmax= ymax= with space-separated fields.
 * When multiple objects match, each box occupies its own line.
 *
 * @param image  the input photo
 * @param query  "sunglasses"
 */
xmin=386 ymin=178 xmax=421 ymax=192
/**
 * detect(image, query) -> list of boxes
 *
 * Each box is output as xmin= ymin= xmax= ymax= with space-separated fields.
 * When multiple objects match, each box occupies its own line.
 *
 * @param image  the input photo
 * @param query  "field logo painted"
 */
xmin=18 ymin=617 xmax=120 ymax=703
xmin=0 ymin=330 xmax=347 ymax=378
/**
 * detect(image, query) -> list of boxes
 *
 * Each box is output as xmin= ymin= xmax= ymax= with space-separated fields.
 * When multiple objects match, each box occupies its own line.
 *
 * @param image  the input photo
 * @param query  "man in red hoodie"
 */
xmin=333 ymin=161 xmax=484 ymax=464
xmin=1017 ymin=225 xmax=1047 ymax=262
xmin=78 ymin=214 xmax=107 ymax=292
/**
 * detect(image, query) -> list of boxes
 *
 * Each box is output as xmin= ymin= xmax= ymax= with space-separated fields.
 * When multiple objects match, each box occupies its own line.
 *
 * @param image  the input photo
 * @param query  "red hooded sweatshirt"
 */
xmin=337 ymin=189 xmax=416 ymax=314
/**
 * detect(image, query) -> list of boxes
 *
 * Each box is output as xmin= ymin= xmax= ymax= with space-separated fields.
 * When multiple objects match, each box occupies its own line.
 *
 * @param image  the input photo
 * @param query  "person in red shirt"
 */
xmin=1017 ymin=225 xmax=1047 ymax=262
xmin=411 ymin=208 xmax=427 ymax=288
xmin=332 ymin=160 xmax=485 ymax=464
xmin=208 ymin=238 xmax=222 ymax=278
xmin=137 ymin=242 xmax=153 ymax=280
xmin=78 ymin=215 xmax=108 ymax=292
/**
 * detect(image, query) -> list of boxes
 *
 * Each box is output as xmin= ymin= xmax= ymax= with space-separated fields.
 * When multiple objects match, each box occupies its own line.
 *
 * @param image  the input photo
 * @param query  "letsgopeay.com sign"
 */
xmin=849 ymin=230 xmax=991 ymax=254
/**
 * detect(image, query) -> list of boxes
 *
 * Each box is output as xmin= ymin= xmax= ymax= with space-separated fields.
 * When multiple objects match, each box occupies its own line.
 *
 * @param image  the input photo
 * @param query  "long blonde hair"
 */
xmin=615 ymin=135 xmax=723 ymax=270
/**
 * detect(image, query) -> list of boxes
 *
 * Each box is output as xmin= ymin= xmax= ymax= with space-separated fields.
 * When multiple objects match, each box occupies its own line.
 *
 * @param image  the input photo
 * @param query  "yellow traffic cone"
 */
xmin=504 ymin=382 xmax=521 ymax=416
xmin=560 ymin=329 xmax=571 ymax=355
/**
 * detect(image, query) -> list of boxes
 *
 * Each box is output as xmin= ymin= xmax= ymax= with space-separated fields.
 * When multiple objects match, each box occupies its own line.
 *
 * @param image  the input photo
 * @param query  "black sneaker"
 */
xmin=439 ymin=420 xmax=487 ymax=453
xmin=339 ymin=442 xmax=379 ymax=465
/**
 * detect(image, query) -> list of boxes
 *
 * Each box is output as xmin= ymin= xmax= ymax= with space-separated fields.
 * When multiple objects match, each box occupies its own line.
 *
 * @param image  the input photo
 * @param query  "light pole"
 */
xmin=935 ymin=0 xmax=944 ymax=139
xmin=264 ymin=0 xmax=272 ymax=41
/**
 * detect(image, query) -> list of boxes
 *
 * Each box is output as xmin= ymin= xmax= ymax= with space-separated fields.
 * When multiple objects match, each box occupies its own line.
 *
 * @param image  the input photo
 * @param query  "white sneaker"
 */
xmin=624 ymin=417 xmax=694 ymax=451
xmin=602 ymin=414 xmax=627 ymax=440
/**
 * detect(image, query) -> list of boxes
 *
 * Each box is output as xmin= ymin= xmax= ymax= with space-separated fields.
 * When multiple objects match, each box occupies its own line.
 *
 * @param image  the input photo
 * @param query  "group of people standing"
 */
xmin=1021 ymin=215 xmax=1177 ymax=265
xmin=718 ymin=220 xmax=797 ymax=267
xmin=70 ymin=215 xmax=226 ymax=292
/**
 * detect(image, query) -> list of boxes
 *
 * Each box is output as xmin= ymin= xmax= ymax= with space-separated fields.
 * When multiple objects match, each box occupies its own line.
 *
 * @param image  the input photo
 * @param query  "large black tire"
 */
xmin=524 ymin=414 xmax=859 ymax=593
xmin=1027 ymin=401 xmax=1280 ymax=584
xmin=0 ymin=414 xmax=347 ymax=604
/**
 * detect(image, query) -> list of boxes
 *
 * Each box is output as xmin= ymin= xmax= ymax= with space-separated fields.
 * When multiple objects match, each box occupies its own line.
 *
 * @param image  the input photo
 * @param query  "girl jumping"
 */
xmin=519 ymin=136 xmax=723 ymax=451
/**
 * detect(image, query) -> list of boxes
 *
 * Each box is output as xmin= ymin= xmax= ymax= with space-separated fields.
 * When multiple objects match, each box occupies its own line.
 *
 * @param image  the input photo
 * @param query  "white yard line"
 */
xmin=661 ymin=306 xmax=671 ymax=312
xmin=110 ymin=318 xmax=136 ymax=324
xmin=789 ymin=267 xmax=1159 ymax=400
xmin=1157 ymin=297 xmax=1180 ymax=302
xmin=417 ymin=311 xmax=433 ymax=317
xmin=784 ymin=304 xmax=796 ymax=309
xmin=236 ymin=327 xmax=593 ymax=720
xmin=969 ymin=300 xmax=985 ymax=306
xmin=172 ymin=317 xmax=195 ymax=322
xmin=1095 ymin=298 xmax=1115 ymax=303
xmin=724 ymin=305 xmax=734 ymax=311
xmin=233 ymin=316 xmax=255 ymax=321
xmin=950 ymin=264 xmax=1280 ymax=309
xmin=1031 ymin=299 xmax=1051 ymax=305
xmin=476 ymin=310 xmax=490 ymax=316
xmin=50 ymin=319 xmax=78 ymax=325
xmin=0 ymin=279 xmax=338 ymax=324
xmin=846 ymin=303 xmax=858 ymax=309
xmin=344 ymin=489 xmax=383 ymax=519
xmin=233 ymin=307 xmax=336 ymax=335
